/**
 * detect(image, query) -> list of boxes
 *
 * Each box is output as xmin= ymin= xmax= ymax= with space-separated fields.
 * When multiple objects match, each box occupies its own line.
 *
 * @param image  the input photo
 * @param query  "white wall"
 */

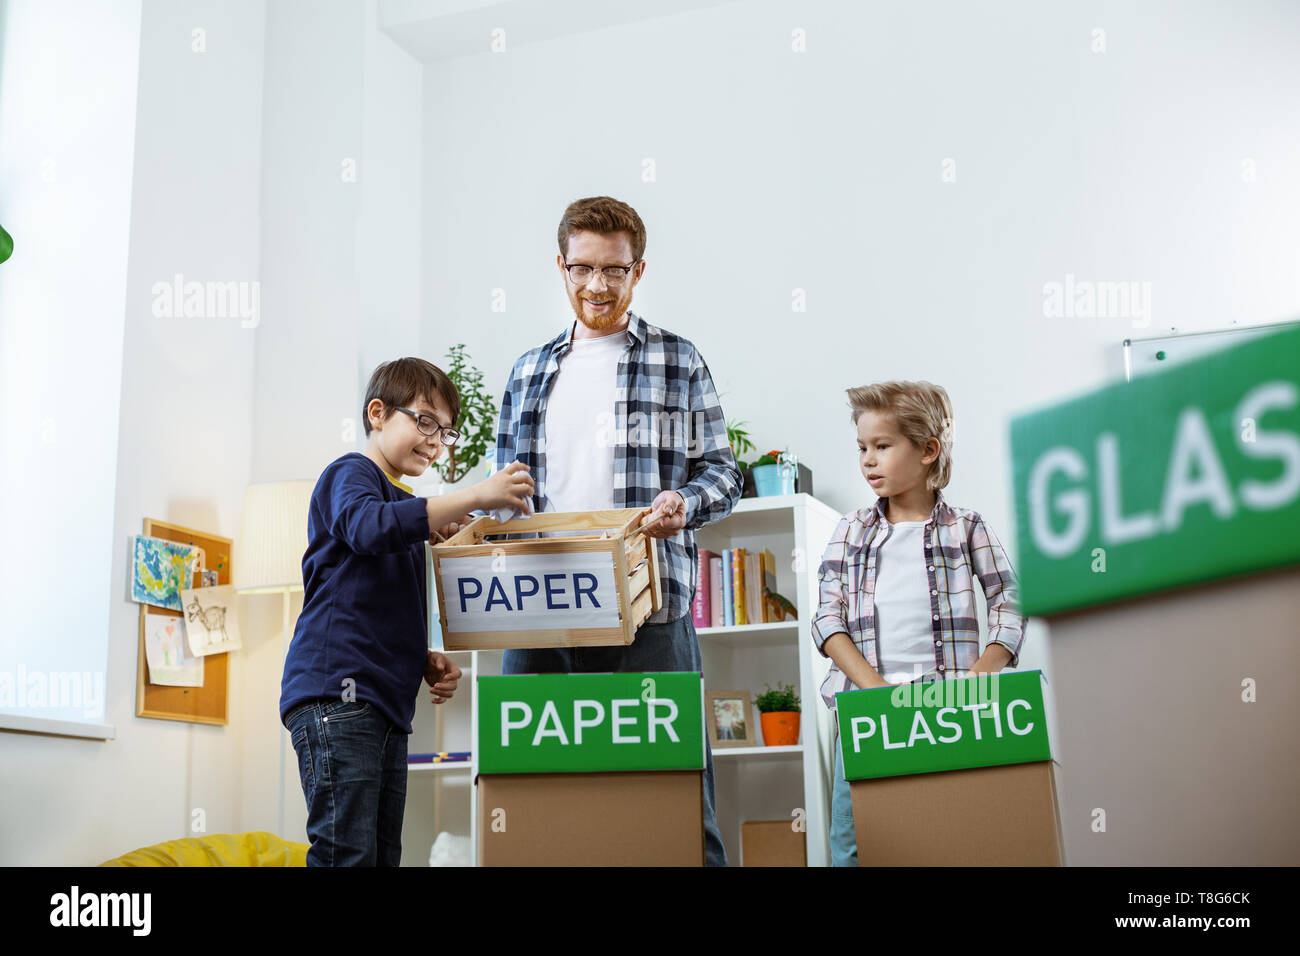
xmin=0 ymin=0 xmax=141 ymax=728
xmin=0 ymin=0 xmax=267 ymax=866
xmin=252 ymin=0 xmax=425 ymax=845
xmin=253 ymin=0 xmax=423 ymax=487
xmin=418 ymin=0 xmax=1300 ymax=699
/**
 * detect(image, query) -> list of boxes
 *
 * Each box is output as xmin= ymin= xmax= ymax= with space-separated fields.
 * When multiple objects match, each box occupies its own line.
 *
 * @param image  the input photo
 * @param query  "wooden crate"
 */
xmin=432 ymin=507 xmax=662 ymax=650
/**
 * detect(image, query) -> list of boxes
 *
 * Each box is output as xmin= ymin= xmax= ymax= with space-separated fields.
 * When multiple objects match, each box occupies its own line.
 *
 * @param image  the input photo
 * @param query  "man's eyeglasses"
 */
xmin=563 ymin=261 xmax=639 ymax=285
xmin=395 ymin=407 xmax=460 ymax=445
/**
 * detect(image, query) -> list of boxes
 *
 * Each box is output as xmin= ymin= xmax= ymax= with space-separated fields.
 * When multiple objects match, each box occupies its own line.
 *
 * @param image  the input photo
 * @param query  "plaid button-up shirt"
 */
xmin=810 ymin=491 xmax=1027 ymax=710
xmin=488 ymin=311 xmax=743 ymax=625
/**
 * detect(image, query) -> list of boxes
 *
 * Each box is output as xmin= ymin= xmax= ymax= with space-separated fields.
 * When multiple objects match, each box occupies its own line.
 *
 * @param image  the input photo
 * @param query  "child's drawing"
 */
xmin=179 ymin=584 xmax=242 ymax=656
xmin=143 ymin=612 xmax=204 ymax=687
xmin=132 ymin=536 xmax=203 ymax=611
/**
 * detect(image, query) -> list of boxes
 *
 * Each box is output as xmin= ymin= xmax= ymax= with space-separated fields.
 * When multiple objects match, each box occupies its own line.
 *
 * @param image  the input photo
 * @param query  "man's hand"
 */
xmin=641 ymin=490 xmax=687 ymax=539
xmin=424 ymin=650 xmax=462 ymax=704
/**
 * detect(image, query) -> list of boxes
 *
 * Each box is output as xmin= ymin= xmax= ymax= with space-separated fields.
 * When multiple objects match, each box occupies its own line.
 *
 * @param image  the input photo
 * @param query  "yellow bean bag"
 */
xmin=98 ymin=831 xmax=308 ymax=867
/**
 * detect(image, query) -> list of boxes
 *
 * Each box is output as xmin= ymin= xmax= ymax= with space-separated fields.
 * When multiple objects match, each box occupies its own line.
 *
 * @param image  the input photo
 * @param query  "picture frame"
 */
xmin=705 ymin=689 xmax=753 ymax=749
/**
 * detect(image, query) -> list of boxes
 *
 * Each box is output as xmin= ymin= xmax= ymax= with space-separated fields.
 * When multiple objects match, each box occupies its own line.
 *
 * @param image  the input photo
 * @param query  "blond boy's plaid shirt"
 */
xmin=810 ymin=491 xmax=1027 ymax=710
xmin=489 ymin=311 xmax=743 ymax=625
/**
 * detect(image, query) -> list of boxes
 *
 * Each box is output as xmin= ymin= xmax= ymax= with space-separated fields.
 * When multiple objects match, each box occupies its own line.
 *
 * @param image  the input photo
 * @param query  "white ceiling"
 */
xmin=378 ymin=0 xmax=745 ymax=62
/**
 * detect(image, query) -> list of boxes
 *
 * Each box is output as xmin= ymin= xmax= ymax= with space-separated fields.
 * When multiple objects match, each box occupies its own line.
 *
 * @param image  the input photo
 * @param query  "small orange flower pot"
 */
xmin=760 ymin=711 xmax=800 ymax=746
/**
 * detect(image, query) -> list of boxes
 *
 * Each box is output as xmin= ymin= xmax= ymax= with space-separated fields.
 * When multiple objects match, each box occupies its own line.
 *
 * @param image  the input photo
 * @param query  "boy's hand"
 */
xmin=432 ymin=513 xmax=475 ymax=543
xmin=963 ymin=644 xmax=1013 ymax=678
xmin=425 ymin=651 xmax=462 ymax=704
xmin=477 ymin=460 xmax=535 ymax=514
xmin=641 ymin=490 xmax=687 ymax=538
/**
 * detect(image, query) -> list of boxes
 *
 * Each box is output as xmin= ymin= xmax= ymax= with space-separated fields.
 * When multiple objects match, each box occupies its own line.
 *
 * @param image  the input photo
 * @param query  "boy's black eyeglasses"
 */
xmin=395 ymin=407 xmax=460 ymax=446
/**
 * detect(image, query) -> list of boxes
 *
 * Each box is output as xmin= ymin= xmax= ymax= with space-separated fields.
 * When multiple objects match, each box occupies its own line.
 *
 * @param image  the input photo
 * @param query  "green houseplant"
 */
xmin=754 ymin=682 xmax=801 ymax=746
xmin=727 ymin=418 xmax=756 ymax=466
xmin=432 ymin=344 xmax=497 ymax=485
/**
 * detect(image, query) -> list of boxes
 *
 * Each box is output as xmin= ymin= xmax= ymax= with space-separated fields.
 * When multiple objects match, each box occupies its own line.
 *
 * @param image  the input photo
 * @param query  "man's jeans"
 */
xmin=503 ymin=612 xmax=729 ymax=867
xmin=285 ymin=699 xmax=408 ymax=866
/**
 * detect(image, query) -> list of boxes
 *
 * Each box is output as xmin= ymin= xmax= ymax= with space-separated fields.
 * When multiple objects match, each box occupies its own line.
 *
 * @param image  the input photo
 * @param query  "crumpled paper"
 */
xmin=487 ymin=504 xmax=529 ymax=523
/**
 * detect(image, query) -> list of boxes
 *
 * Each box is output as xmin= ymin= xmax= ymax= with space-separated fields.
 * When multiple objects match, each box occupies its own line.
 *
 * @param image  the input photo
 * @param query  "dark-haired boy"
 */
xmin=281 ymin=357 xmax=534 ymax=866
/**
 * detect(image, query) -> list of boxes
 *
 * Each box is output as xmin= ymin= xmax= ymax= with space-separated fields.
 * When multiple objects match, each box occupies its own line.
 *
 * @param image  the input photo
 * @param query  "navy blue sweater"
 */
xmin=280 ymin=453 xmax=431 ymax=734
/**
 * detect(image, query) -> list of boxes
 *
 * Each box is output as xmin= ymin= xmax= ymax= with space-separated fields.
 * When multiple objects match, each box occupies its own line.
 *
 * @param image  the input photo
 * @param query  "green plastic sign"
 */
xmin=836 ymin=672 xmax=1051 ymax=780
xmin=1010 ymin=324 xmax=1300 ymax=616
xmin=478 ymin=672 xmax=705 ymax=774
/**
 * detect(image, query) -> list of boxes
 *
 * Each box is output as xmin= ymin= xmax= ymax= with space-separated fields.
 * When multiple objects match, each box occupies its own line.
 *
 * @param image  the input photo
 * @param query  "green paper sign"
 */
xmin=478 ymin=672 xmax=705 ymax=774
xmin=1010 ymin=324 xmax=1300 ymax=616
xmin=836 ymin=672 xmax=1051 ymax=780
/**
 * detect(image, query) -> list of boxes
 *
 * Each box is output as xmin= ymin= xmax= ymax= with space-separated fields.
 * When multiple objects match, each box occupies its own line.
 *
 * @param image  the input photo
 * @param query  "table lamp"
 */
xmin=233 ymin=480 xmax=313 ymax=839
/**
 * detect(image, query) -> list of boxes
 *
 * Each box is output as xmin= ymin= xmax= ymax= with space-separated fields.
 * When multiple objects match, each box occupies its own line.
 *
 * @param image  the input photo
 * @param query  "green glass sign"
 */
xmin=1010 ymin=324 xmax=1300 ymax=616
xmin=478 ymin=672 xmax=705 ymax=774
xmin=836 ymin=672 xmax=1051 ymax=781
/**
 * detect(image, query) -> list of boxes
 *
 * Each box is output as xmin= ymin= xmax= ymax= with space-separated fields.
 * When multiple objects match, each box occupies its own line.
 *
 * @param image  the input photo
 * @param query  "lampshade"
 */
xmin=233 ymin=481 xmax=314 ymax=593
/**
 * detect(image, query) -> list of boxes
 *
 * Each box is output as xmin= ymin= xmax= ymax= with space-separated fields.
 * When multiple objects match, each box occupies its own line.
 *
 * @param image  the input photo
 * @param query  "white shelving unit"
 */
xmin=407 ymin=492 xmax=843 ymax=867
xmin=693 ymin=492 xmax=842 ymax=867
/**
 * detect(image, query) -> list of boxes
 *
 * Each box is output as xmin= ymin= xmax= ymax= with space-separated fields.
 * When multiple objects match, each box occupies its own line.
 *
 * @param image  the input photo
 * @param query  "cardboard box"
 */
xmin=1046 ymin=566 xmax=1299 ymax=865
xmin=850 ymin=759 xmax=1064 ymax=866
xmin=432 ymin=507 xmax=661 ymax=650
xmin=837 ymin=672 xmax=1063 ymax=865
xmin=478 ymin=771 xmax=703 ymax=866
xmin=476 ymin=672 xmax=708 ymax=866
xmin=741 ymin=821 xmax=807 ymax=866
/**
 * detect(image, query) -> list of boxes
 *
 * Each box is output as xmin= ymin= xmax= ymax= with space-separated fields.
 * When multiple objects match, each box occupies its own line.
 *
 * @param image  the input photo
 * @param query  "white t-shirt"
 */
xmin=540 ymin=329 xmax=628 ymax=525
xmin=873 ymin=521 xmax=938 ymax=684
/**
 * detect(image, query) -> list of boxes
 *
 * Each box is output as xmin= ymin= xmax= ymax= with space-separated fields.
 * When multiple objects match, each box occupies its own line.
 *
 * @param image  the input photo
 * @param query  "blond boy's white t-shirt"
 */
xmin=872 ymin=520 xmax=937 ymax=683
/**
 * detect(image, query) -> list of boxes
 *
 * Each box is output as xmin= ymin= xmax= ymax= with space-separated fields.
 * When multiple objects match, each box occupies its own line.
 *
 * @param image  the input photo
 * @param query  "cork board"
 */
xmin=135 ymin=518 xmax=231 ymax=725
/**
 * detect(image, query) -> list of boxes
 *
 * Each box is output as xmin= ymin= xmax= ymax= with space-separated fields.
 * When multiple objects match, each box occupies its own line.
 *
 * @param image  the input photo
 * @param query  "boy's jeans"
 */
xmin=830 ymin=727 xmax=860 ymax=867
xmin=285 ymin=699 xmax=408 ymax=866
xmin=502 ymin=611 xmax=729 ymax=867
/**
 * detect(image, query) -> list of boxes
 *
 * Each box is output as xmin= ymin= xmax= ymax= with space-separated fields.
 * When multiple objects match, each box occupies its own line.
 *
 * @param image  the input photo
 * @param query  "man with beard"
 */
xmin=487 ymin=196 xmax=742 ymax=866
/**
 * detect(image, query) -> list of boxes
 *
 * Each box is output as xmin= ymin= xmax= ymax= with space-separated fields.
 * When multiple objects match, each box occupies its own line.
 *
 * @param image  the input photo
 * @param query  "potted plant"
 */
xmin=727 ymin=419 xmax=758 ymax=498
xmin=749 ymin=448 xmax=798 ymax=497
xmin=432 ymin=343 xmax=497 ymax=485
xmin=725 ymin=419 xmax=814 ymax=497
xmin=754 ymin=682 xmax=801 ymax=746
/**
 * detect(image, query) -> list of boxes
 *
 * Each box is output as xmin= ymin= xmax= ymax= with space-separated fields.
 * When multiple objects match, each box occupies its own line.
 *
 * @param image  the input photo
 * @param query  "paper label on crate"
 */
xmin=438 ymin=551 xmax=621 ymax=633
xmin=836 ymin=671 xmax=1051 ymax=781
xmin=478 ymin=672 xmax=706 ymax=773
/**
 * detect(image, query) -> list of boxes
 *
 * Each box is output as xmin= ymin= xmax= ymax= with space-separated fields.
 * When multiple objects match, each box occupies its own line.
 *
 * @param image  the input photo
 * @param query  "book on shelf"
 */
xmin=408 ymin=751 xmax=471 ymax=764
xmin=745 ymin=551 xmax=761 ymax=625
xmin=693 ymin=549 xmax=716 ymax=628
xmin=721 ymin=548 xmax=733 ymax=627
xmin=732 ymin=548 xmax=747 ymax=626
xmin=709 ymin=554 xmax=722 ymax=627
xmin=759 ymin=547 xmax=776 ymax=622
